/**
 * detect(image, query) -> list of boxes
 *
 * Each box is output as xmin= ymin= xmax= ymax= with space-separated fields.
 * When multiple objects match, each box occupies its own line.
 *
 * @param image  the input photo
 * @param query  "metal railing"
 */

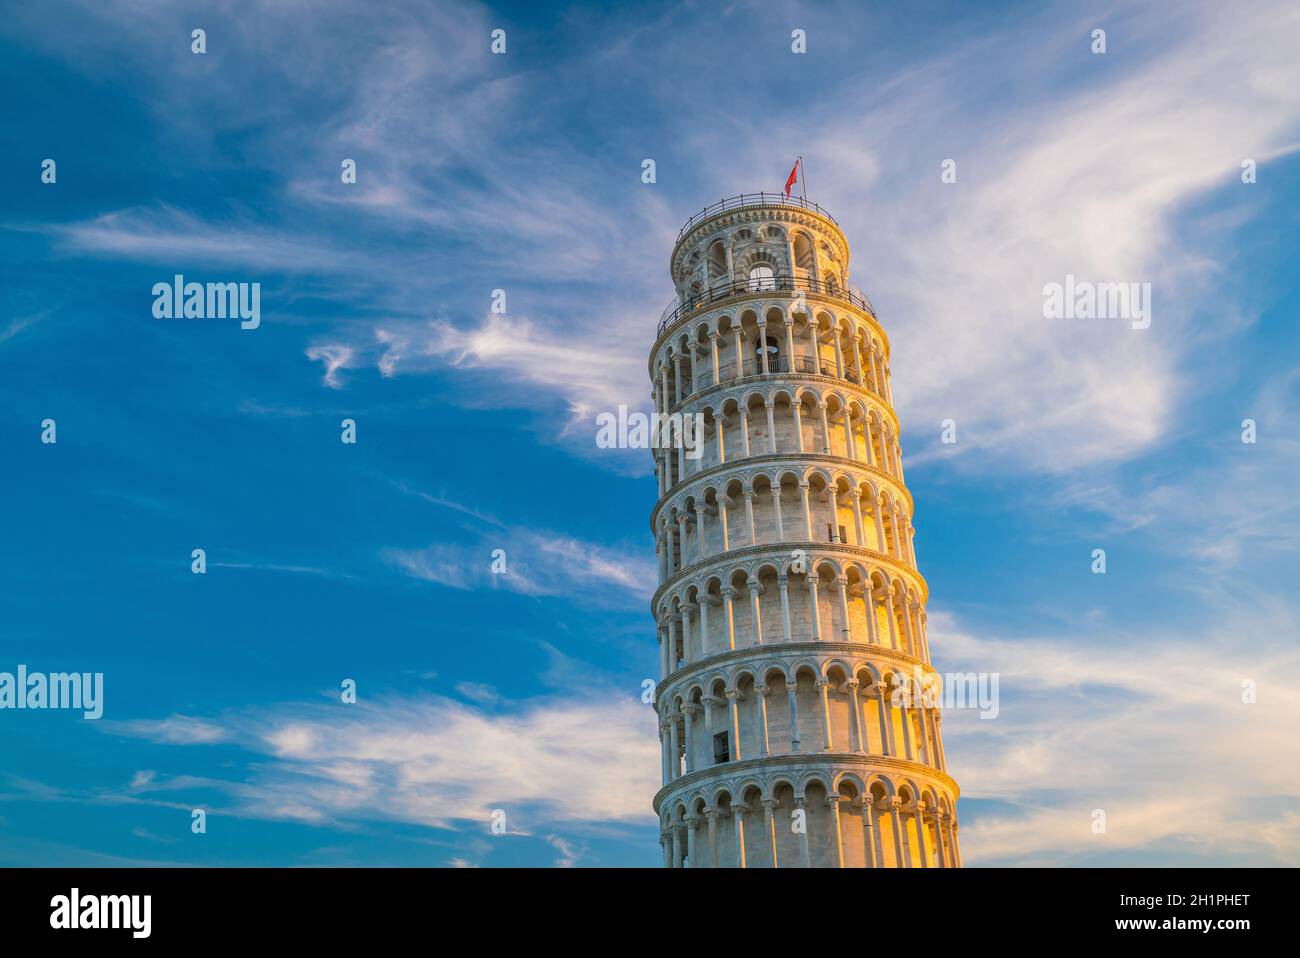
xmin=657 ymin=274 xmax=876 ymax=337
xmin=687 ymin=355 xmax=872 ymax=393
xmin=676 ymin=193 xmax=838 ymax=242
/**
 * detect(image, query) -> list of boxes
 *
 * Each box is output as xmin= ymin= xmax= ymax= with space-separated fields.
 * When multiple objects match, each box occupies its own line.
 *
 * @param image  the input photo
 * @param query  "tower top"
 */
xmin=674 ymin=193 xmax=839 ymax=244
xmin=658 ymin=192 xmax=874 ymax=340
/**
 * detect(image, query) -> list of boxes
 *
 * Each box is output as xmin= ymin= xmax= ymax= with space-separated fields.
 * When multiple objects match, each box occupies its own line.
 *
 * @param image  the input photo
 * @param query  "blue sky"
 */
xmin=1 ymin=0 xmax=1298 ymax=867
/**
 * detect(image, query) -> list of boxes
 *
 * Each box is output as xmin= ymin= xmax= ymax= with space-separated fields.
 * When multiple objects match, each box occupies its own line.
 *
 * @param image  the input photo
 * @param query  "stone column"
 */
xmin=863 ymin=586 xmax=879 ymax=645
xmin=818 ymin=401 xmax=831 ymax=454
xmin=748 ymin=582 xmax=763 ymax=645
xmin=698 ymin=593 xmax=710 ymax=654
xmin=836 ymin=575 xmax=852 ymax=640
xmin=816 ymin=679 xmax=833 ymax=751
xmin=757 ymin=320 xmax=770 ymax=374
xmin=777 ymin=575 xmax=792 ymax=642
xmin=913 ymin=805 xmax=930 ymax=868
xmin=766 ymin=400 xmax=777 ymax=453
xmin=827 ymin=795 xmax=845 ymax=868
xmin=684 ymin=814 xmax=698 ymax=868
xmin=786 ymin=685 xmax=801 ymax=753
xmin=721 ymin=586 xmax=736 ymax=650
xmin=872 ymin=494 xmax=886 ymax=551
xmin=883 ymin=586 xmax=900 ymax=650
xmin=743 ymin=491 xmax=757 ymax=545
xmin=733 ymin=805 xmax=747 ymax=868
xmin=682 ymin=703 xmax=696 ymax=773
xmin=846 ymin=679 xmax=863 ymax=753
xmin=755 ymin=684 xmax=771 ymax=756
xmin=792 ymin=401 xmax=805 ymax=452
xmin=807 ymin=574 xmax=822 ymax=640
xmin=862 ymin=800 xmax=878 ymax=868
xmin=799 ymin=482 xmax=813 ymax=539
xmin=705 ymin=810 xmax=719 ymax=868
xmin=771 ymin=488 xmax=785 ymax=540
xmin=796 ymin=798 xmax=812 ymax=868
xmin=725 ymin=689 xmax=743 ymax=761
xmin=875 ymin=686 xmax=892 ymax=757
xmin=763 ymin=800 xmax=779 ymax=868
xmin=850 ymin=491 xmax=865 ymax=545
xmin=901 ymin=599 xmax=917 ymax=656
xmin=668 ymin=712 xmax=681 ymax=781
xmin=888 ymin=798 xmax=905 ymax=868
xmin=783 ymin=319 xmax=796 ymax=374
xmin=739 ymin=406 xmax=751 ymax=457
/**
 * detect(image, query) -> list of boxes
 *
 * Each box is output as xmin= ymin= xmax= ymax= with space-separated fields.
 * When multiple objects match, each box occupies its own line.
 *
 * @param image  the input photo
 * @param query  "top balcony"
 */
xmin=657 ymin=273 xmax=877 ymax=338
xmin=675 ymin=192 xmax=838 ymax=242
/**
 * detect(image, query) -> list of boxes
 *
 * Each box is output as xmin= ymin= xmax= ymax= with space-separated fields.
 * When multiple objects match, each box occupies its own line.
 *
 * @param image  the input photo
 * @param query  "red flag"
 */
xmin=784 ymin=159 xmax=799 ymax=196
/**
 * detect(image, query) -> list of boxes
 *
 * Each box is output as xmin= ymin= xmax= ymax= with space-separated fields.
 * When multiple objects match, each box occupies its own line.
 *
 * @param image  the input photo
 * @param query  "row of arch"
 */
xmin=653 ymin=305 xmax=891 ymax=416
xmin=656 ymin=660 xmax=945 ymax=787
xmin=673 ymin=217 xmax=847 ymax=299
xmin=654 ymin=382 xmax=903 ymax=497
xmin=654 ymin=467 xmax=915 ymax=583
xmin=655 ymin=557 xmax=929 ymax=678
xmin=658 ymin=769 xmax=959 ymax=868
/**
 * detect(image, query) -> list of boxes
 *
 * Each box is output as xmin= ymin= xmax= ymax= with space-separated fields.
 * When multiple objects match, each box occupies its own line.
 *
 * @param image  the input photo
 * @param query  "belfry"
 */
xmin=649 ymin=193 xmax=961 ymax=867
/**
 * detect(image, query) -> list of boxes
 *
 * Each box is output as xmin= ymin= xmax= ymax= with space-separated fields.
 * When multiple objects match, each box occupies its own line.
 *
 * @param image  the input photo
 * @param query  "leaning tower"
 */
xmin=649 ymin=193 xmax=961 ymax=868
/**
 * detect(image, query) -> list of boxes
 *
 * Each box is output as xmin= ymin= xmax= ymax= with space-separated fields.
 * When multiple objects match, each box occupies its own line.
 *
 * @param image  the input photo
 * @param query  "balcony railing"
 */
xmin=686 ymin=355 xmax=872 ymax=394
xmin=675 ymin=192 xmax=838 ymax=242
xmin=657 ymin=273 xmax=877 ymax=337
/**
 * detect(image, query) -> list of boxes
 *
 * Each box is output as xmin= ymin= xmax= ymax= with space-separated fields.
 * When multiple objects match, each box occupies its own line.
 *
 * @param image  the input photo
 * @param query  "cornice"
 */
xmin=650 ymin=450 xmax=912 ymax=532
xmin=654 ymin=640 xmax=938 ymax=703
xmin=649 ymin=539 xmax=928 ymax=612
xmin=652 ymin=752 xmax=960 ymax=814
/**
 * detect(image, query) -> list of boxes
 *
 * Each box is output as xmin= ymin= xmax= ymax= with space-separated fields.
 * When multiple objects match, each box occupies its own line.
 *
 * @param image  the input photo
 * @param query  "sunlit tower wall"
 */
xmin=648 ymin=194 xmax=961 ymax=868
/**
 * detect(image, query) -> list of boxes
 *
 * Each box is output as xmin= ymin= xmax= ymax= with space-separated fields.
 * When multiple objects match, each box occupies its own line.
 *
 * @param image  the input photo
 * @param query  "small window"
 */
xmin=713 ymin=731 xmax=730 ymax=765
xmin=748 ymin=265 xmax=775 ymax=292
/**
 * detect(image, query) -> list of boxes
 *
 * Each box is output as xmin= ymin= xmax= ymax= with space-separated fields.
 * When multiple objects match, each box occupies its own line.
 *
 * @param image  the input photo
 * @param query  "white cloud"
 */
xmin=381 ymin=527 xmax=655 ymax=605
xmin=930 ymin=607 xmax=1300 ymax=865
xmin=112 ymin=690 xmax=661 ymax=833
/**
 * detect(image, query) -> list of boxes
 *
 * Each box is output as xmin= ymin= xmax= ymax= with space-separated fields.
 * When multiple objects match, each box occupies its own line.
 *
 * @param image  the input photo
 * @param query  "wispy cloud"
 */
xmin=108 ymin=688 xmax=660 ymax=833
xmin=932 ymin=606 xmax=1300 ymax=865
xmin=381 ymin=528 xmax=655 ymax=604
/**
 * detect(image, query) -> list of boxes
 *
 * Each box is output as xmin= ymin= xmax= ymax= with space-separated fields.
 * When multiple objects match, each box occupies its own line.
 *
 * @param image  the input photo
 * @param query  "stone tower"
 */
xmin=649 ymin=193 xmax=961 ymax=868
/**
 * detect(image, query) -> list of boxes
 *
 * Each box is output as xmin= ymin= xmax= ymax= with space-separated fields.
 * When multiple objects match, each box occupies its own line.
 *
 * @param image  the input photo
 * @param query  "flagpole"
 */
xmin=799 ymin=155 xmax=807 ymax=202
